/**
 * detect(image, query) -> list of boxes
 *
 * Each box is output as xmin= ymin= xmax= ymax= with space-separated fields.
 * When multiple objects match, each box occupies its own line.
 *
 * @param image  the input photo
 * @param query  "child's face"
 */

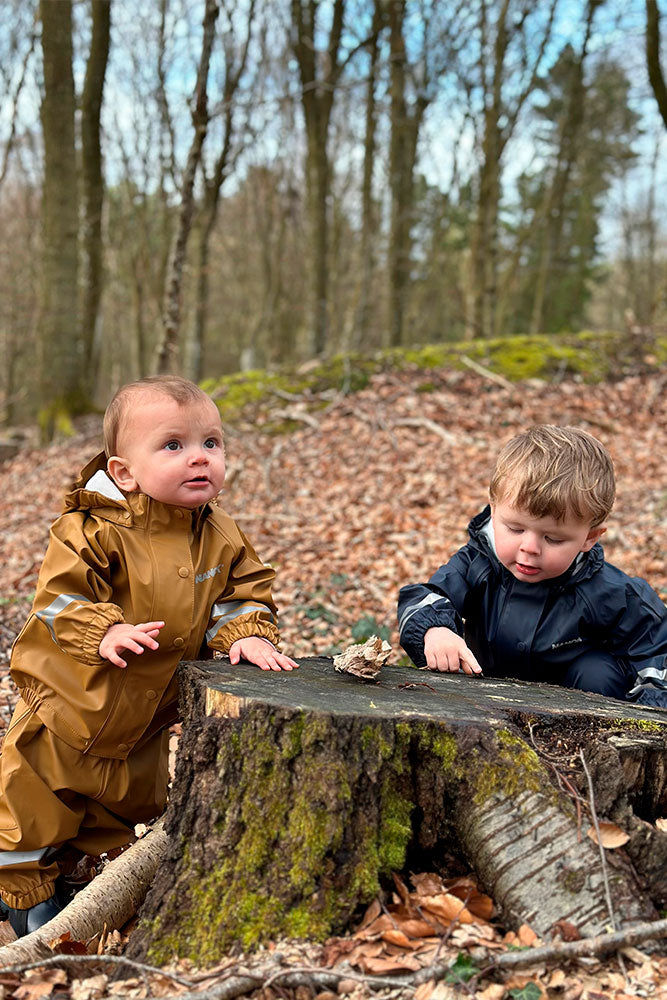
xmin=490 ymin=500 xmax=605 ymax=583
xmin=107 ymin=393 xmax=226 ymax=508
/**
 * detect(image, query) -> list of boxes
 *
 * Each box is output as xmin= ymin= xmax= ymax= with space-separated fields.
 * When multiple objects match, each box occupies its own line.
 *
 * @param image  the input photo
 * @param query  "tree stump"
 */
xmin=128 ymin=658 xmax=667 ymax=967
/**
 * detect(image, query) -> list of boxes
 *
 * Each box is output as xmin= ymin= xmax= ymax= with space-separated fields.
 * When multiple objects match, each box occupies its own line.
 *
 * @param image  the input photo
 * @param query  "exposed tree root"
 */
xmin=0 ymin=822 xmax=167 ymax=967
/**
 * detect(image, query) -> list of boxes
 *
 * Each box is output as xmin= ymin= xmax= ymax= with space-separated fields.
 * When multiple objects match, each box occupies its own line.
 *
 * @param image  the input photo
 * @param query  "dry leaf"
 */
xmin=13 ymin=984 xmax=57 ymax=1000
xmin=552 ymin=918 xmax=582 ymax=941
xmin=70 ymin=976 xmax=108 ymax=1000
xmin=333 ymin=636 xmax=391 ymax=681
xmin=476 ymin=985 xmax=506 ymax=1000
xmin=586 ymin=822 xmax=630 ymax=848
xmin=419 ymin=892 xmax=480 ymax=925
xmin=656 ymin=817 xmax=667 ymax=832
xmin=381 ymin=929 xmax=414 ymax=949
xmin=414 ymin=980 xmax=436 ymax=1000
xmin=517 ymin=923 xmax=541 ymax=946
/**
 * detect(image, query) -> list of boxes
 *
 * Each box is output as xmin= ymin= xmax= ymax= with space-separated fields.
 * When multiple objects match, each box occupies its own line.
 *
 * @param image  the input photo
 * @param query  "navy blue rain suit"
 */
xmin=397 ymin=506 xmax=667 ymax=703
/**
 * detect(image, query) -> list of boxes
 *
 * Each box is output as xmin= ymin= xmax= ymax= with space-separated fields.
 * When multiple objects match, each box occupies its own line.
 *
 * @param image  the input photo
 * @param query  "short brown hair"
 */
xmin=489 ymin=424 xmax=615 ymax=527
xmin=104 ymin=376 xmax=215 ymax=456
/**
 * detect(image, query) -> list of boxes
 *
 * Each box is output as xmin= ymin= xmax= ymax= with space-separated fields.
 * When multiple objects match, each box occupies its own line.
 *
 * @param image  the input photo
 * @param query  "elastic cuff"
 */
xmin=1 ymin=878 xmax=57 ymax=909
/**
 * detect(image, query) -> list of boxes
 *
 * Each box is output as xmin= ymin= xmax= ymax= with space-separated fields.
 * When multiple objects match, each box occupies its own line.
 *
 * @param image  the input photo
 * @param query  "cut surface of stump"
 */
xmin=128 ymin=658 xmax=667 ymax=967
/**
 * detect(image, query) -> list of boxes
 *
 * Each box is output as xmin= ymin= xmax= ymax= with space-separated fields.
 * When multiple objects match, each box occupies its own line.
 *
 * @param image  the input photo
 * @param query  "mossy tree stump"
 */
xmin=128 ymin=658 xmax=667 ymax=967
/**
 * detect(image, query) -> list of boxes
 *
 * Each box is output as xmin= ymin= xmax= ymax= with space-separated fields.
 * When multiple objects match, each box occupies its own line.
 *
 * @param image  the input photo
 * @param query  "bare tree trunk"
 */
xmin=291 ymin=0 xmax=346 ymax=358
xmin=353 ymin=2 xmax=384 ymax=351
xmin=529 ymin=1 xmax=597 ymax=335
xmin=387 ymin=2 xmax=427 ymax=348
xmin=38 ymin=0 xmax=82 ymax=437
xmin=469 ymin=0 xmax=557 ymax=339
xmin=154 ymin=0 xmax=220 ymax=375
xmin=646 ymin=0 xmax=667 ymax=129
xmin=80 ymin=0 xmax=111 ymax=394
xmin=191 ymin=1 xmax=256 ymax=382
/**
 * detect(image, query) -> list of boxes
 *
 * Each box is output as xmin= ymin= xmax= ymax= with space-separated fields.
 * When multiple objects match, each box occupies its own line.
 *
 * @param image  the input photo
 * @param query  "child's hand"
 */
xmin=424 ymin=626 xmax=482 ymax=675
xmin=99 ymin=621 xmax=165 ymax=669
xmin=229 ymin=636 xmax=299 ymax=672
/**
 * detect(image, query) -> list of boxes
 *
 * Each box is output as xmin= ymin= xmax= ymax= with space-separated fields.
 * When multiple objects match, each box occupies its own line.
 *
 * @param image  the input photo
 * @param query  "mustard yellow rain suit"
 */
xmin=0 ymin=454 xmax=280 ymax=908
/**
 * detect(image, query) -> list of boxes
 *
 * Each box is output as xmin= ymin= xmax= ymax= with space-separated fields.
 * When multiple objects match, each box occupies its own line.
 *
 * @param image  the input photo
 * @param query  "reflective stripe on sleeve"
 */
xmin=206 ymin=601 xmax=276 ymax=643
xmin=398 ymin=592 xmax=451 ymax=634
xmin=35 ymin=594 xmax=91 ymax=640
xmin=635 ymin=666 xmax=667 ymax=686
xmin=0 ymin=848 xmax=50 ymax=867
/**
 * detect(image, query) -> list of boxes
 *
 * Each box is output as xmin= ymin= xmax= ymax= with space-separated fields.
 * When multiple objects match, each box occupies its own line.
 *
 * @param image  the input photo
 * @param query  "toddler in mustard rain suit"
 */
xmin=0 ymin=375 xmax=297 ymax=936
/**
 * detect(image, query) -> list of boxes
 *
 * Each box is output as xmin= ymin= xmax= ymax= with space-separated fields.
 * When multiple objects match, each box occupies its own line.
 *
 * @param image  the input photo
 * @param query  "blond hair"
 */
xmin=104 ymin=376 xmax=215 ymax=456
xmin=489 ymin=424 xmax=615 ymax=527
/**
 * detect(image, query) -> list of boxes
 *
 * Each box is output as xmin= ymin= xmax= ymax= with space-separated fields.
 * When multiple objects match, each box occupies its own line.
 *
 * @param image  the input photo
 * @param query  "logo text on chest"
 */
xmin=196 ymin=564 xmax=222 ymax=584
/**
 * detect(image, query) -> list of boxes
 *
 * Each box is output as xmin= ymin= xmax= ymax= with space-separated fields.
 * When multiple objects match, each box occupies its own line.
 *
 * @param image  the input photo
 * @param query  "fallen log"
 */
xmin=127 ymin=657 xmax=667 ymax=968
xmin=0 ymin=822 xmax=167 ymax=967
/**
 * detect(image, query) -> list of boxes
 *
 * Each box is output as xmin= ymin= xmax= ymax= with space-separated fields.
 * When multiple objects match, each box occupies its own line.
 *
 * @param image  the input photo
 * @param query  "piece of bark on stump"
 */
xmin=127 ymin=658 xmax=667 ymax=967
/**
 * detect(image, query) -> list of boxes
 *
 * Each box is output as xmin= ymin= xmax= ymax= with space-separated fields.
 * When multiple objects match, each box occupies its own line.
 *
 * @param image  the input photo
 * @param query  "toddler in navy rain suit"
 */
xmin=398 ymin=425 xmax=667 ymax=702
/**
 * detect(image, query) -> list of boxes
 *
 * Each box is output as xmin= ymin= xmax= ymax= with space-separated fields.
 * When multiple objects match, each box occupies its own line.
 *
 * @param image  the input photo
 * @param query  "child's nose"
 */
xmin=189 ymin=448 xmax=209 ymax=464
xmin=519 ymin=533 xmax=540 ymax=554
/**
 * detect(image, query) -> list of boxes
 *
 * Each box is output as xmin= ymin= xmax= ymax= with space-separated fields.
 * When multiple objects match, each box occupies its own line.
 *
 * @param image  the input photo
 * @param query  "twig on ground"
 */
xmin=459 ymin=356 xmax=513 ymax=391
xmin=0 ymin=953 xmax=193 ymax=986
xmin=393 ymin=418 xmax=459 ymax=446
xmin=578 ymin=749 xmax=618 ymax=932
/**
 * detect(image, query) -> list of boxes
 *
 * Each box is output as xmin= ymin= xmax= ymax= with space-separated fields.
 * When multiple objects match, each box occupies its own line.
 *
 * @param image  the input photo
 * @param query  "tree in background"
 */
xmin=80 ymin=0 xmax=111 ymax=395
xmin=2 ymin=0 xmax=667 ymax=428
xmin=387 ymin=1 xmax=459 ymax=347
xmin=290 ymin=0 xmax=347 ymax=357
xmin=155 ymin=0 xmax=220 ymax=373
xmin=465 ymin=0 xmax=557 ymax=340
xmin=512 ymin=56 xmax=638 ymax=333
xmin=646 ymin=0 xmax=667 ymax=129
xmin=38 ymin=0 xmax=81 ymax=437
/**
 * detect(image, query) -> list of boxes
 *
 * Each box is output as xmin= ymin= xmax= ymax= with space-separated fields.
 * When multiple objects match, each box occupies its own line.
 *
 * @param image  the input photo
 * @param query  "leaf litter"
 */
xmin=0 ymin=371 xmax=666 ymax=997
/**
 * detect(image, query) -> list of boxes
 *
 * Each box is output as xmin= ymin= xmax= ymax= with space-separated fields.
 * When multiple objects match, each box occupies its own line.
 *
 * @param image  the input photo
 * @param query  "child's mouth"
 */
xmin=516 ymin=563 xmax=540 ymax=576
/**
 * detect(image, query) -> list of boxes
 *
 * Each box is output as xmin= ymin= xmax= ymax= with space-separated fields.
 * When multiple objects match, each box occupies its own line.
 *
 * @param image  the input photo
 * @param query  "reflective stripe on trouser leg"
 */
xmin=0 ymin=701 xmax=170 ymax=908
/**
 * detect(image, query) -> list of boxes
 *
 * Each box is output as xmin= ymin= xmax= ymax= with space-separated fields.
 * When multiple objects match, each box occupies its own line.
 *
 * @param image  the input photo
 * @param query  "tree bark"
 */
xmin=154 ymin=0 xmax=220 ymax=375
xmin=38 ymin=0 xmax=82 ymax=436
xmin=191 ymin=1 xmax=255 ymax=382
xmin=387 ymin=2 xmax=427 ymax=348
xmin=646 ymin=0 xmax=667 ymax=130
xmin=290 ymin=0 xmax=346 ymax=358
xmin=128 ymin=658 xmax=667 ymax=968
xmin=80 ymin=0 xmax=111 ymax=394
xmin=353 ymin=0 xmax=383 ymax=351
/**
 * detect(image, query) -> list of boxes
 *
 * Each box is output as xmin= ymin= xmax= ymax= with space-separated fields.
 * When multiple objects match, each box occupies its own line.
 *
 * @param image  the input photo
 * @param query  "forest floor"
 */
xmin=0 ymin=367 xmax=666 ymax=998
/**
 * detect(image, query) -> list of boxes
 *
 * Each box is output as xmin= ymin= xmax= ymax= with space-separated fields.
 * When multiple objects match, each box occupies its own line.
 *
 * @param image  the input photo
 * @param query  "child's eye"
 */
xmin=164 ymin=440 xmax=180 ymax=451
xmin=506 ymin=525 xmax=523 ymax=534
xmin=545 ymin=536 xmax=564 ymax=545
xmin=203 ymin=438 xmax=219 ymax=449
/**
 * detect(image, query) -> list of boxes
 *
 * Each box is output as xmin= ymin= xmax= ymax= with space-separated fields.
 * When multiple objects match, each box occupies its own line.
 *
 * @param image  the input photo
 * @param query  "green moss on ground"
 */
xmin=204 ymin=330 xmax=666 ymax=430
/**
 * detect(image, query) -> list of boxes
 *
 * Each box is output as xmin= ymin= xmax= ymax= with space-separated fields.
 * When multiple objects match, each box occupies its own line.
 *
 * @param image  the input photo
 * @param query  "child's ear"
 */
xmin=580 ymin=524 xmax=606 ymax=553
xmin=107 ymin=456 xmax=138 ymax=493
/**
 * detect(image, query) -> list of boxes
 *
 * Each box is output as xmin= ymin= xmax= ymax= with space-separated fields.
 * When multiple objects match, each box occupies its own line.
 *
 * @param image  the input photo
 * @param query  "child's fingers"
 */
xmin=459 ymin=651 xmax=482 ymax=675
xmin=136 ymin=621 xmax=165 ymax=633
